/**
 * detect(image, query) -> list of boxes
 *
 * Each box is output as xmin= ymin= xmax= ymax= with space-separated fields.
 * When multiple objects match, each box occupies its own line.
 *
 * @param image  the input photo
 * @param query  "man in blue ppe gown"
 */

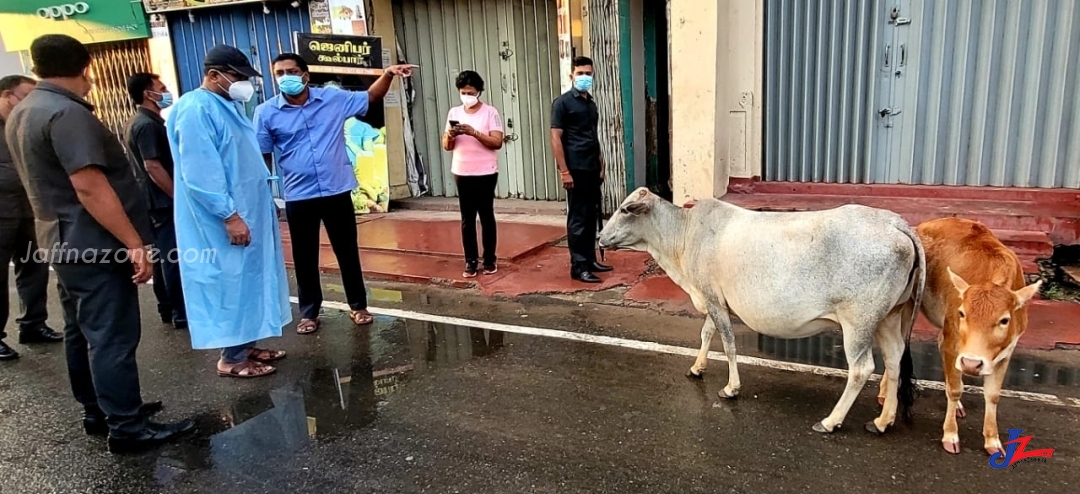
xmin=166 ymin=45 xmax=291 ymax=378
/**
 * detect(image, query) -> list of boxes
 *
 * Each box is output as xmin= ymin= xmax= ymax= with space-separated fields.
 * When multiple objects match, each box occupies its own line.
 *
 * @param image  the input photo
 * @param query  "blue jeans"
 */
xmin=221 ymin=342 xmax=255 ymax=364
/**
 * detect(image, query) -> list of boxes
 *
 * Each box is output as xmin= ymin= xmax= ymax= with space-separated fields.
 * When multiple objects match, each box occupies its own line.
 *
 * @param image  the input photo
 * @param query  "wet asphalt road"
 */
xmin=1 ymin=274 xmax=1078 ymax=493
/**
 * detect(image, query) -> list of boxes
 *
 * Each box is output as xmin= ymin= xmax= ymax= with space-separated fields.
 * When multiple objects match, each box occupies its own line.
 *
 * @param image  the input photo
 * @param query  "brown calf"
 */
xmin=913 ymin=217 xmax=1042 ymax=455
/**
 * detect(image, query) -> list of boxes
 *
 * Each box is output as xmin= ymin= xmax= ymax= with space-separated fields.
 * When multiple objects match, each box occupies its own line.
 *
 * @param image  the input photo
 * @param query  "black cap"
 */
xmin=203 ymin=45 xmax=261 ymax=78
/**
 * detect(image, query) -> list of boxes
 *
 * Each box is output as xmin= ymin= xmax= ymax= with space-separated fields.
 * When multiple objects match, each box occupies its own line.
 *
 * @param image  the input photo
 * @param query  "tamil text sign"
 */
xmin=295 ymin=32 xmax=383 ymax=76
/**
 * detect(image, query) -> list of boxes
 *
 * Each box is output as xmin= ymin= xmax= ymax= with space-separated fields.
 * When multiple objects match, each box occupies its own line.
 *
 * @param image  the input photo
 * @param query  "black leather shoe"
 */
xmin=588 ymin=262 xmax=613 ymax=273
xmin=572 ymin=272 xmax=603 ymax=284
xmin=0 ymin=340 xmax=18 ymax=361
xmin=18 ymin=326 xmax=63 ymax=344
xmin=107 ymin=419 xmax=196 ymax=454
xmin=84 ymin=401 xmax=165 ymax=436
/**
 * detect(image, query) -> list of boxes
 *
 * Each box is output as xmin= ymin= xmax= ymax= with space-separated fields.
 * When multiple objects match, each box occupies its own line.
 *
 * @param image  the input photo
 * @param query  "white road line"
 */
xmin=296 ymin=297 xmax=1080 ymax=410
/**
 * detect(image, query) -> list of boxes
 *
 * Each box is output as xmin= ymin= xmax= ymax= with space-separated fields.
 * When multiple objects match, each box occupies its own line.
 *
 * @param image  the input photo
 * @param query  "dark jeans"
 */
xmin=221 ymin=341 xmax=255 ymax=365
xmin=285 ymin=191 xmax=368 ymax=320
xmin=150 ymin=208 xmax=186 ymax=323
xmin=53 ymin=262 xmax=147 ymax=436
xmin=0 ymin=217 xmax=50 ymax=339
xmin=454 ymin=173 xmax=498 ymax=266
xmin=566 ymin=168 xmax=602 ymax=274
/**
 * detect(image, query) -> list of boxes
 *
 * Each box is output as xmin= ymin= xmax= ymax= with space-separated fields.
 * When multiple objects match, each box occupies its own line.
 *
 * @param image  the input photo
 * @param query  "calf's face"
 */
xmin=598 ymin=188 xmax=654 ymax=252
xmin=947 ymin=267 xmax=1042 ymax=376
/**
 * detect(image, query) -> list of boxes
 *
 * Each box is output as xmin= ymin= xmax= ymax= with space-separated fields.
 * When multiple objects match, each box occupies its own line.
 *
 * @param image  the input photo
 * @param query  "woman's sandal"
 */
xmin=296 ymin=318 xmax=320 ymax=335
xmin=349 ymin=310 xmax=374 ymax=326
xmin=217 ymin=360 xmax=277 ymax=379
xmin=247 ymin=348 xmax=286 ymax=363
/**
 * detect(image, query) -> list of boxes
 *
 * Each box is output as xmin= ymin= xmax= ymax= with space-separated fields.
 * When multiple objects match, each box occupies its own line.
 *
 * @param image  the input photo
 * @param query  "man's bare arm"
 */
xmin=262 ymin=153 xmax=274 ymax=173
xmin=143 ymin=159 xmax=175 ymax=198
xmin=69 ymin=167 xmax=145 ymax=249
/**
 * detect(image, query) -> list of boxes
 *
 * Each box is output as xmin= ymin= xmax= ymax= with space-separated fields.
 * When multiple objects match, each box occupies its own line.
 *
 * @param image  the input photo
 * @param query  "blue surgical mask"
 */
xmin=573 ymin=74 xmax=594 ymax=93
xmin=277 ymin=74 xmax=307 ymax=96
xmin=151 ymin=91 xmax=173 ymax=109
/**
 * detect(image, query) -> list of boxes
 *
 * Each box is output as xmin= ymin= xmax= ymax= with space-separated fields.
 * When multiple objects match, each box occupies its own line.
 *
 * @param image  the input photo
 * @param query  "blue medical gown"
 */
xmin=165 ymin=89 xmax=292 ymax=350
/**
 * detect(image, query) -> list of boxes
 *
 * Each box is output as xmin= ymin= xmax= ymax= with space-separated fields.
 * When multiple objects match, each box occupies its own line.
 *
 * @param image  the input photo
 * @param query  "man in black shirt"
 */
xmin=550 ymin=56 xmax=613 ymax=283
xmin=5 ymin=34 xmax=194 ymax=453
xmin=0 ymin=75 xmax=64 ymax=360
xmin=124 ymin=73 xmax=187 ymax=330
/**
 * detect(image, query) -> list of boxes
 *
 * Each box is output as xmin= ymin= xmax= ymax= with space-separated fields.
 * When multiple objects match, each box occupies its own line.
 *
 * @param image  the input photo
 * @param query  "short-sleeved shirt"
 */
xmin=0 ymin=118 xmax=33 ymax=218
xmin=445 ymin=103 xmax=503 ymax=176
xmin=253 ymin=86 xmax=369 ymax=202
xmin=550 ymin=88 xmax=601 ymax=171
xmin=123 ymin=107 xmax=174 ymax=211
xmin=4 ymin=82 xmax=153 ymax=262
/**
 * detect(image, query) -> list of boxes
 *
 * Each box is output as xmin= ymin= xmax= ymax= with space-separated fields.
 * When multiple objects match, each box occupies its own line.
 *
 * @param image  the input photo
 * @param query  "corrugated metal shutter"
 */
xmin=393 ymin=0 xmax=564 ymax=201
xmin=894 ymin=0 xmax=1080 ymax=188
xmin=764 ymin=0 xmax=891 ymax=184
xmin=167 ymin=2 xmax=311 ymax=109
xmin=765 ymin=0 xmax=1080 ymax=189
xmin=587 ymin=0 xmax=629 ymax=214
xmin=86 ymin=40 xmax=153 ymax=138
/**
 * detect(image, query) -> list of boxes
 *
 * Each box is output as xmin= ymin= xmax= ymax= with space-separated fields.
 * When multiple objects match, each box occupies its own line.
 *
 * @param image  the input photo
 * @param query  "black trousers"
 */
xmin=566 ymin=168 xmax=602 ymax=274
xmin=0 ymin=217 xmax=50 ymax=339
xmin=454 ymin=173 xmax=499 ymax=265
xmin=149 ymin=208 xmax=186 ymax=322
xmin=285 ymin=191 xmax=368 ymax=320
xmin=53 ymin=262 xmax=147 ymax=436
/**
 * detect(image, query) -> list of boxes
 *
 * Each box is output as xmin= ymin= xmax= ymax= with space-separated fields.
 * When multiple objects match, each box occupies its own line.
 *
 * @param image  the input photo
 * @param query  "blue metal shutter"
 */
xmin=167 ymin=2 xmax=311 ymax=107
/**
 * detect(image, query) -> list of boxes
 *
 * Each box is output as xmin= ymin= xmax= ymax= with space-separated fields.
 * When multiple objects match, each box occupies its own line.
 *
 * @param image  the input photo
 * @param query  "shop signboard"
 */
xmin=0 ymin=0 xmax=150 ymax=52
xmin=141 ymin=0 xmax=273 ymax=14
xmin=295 ymin=32 xmax=382 ymax=76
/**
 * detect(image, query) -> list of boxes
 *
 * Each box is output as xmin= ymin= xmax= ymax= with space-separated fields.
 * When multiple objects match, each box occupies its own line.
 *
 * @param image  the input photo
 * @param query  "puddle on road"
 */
xmin=137 ymin=313 xmax=1080 ymax=487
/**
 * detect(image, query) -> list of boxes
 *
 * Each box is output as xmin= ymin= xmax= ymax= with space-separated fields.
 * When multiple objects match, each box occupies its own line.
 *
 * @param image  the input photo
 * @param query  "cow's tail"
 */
xmin=895 ymin=219 xmax=925 ymax=423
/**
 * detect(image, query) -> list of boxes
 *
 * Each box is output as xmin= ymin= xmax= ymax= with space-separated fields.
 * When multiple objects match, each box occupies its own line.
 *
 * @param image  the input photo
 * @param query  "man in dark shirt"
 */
xmin=123 ymin=73 xmax=186 ymax=330
xmin=0 ymin=75 xmax=63 ymax=360
xmin=5 ymin=34 xmax=194 ymax=454
xmin=550 ymin=56 xmax=613 ymax=283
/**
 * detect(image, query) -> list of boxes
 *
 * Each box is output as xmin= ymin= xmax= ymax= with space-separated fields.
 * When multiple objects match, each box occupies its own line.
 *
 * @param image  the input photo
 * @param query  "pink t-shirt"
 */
xmin=445 ymin=103 xmax=504 ymax=176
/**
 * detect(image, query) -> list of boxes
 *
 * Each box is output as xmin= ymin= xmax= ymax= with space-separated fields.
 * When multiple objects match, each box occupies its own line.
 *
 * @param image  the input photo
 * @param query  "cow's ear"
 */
xmin=947 ymin=267 xmax=970 ymax=297
xmin=625 ymin=202 xmax=651 ymax=215
xmin=1013 ymin=280 xmax=1043 ymax=309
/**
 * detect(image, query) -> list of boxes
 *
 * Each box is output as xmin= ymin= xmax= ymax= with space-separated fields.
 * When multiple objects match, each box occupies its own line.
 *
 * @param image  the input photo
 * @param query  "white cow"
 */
xmin=598 ymin=188 xmax=925 ymax=434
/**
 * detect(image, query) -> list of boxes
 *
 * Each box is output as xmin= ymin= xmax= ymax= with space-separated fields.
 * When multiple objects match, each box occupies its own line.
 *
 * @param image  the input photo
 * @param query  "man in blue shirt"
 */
xmin=254 ymin=53 xmax=415 ymax=334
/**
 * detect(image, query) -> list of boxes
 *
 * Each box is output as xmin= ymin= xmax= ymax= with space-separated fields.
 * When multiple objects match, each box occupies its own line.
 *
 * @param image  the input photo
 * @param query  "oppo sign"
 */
xmin=37 ymin=2 xmax=91 ymax=20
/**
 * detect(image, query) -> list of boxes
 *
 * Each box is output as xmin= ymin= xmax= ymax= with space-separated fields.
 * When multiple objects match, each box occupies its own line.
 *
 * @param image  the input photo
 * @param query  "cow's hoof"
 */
xmin=812 ymin=422 xmax=839 ymax=434
xmin=717 ymin=388 xmax=738 ymax=399
xmin=864 ymin=421 xmax=886 ymax=435
xmin=685 ymin=369 xmax=704 ymax=380
xmin=986 ymin=446 xmax=1002 ymax=457
xmin=942 ymin=439 xmax=961 ymax=454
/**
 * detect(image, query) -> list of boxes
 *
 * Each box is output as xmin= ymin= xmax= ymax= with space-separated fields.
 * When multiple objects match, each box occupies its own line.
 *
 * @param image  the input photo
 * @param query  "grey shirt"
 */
xmin=4 ymin=82 xmax=153 ymax=263
xmin=0 ymin=118 xmax=33 ymax=218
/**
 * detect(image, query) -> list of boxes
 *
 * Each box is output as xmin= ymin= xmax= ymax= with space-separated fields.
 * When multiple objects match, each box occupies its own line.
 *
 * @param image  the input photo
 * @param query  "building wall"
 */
xmin=668 ymin=0 xmax=763 ymax=204
xmin=0 ymin=37 xmax=28 ymax=76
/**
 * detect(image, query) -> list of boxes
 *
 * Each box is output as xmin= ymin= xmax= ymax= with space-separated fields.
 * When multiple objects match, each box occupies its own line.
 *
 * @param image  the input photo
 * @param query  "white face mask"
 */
xmin=215 ymin=71 xmax=256 ymax=103
xmin=460 ymin=94 xmax=479 ymax=108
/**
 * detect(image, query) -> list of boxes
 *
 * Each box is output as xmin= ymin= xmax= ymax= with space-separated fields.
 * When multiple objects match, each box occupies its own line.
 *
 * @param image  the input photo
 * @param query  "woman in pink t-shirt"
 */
xmin=441 ymin=70 xmax=505 ymax=278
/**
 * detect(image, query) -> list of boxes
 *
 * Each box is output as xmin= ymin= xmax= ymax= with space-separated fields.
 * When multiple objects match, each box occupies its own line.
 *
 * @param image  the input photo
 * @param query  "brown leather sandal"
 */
xmin=217 ymin=360 xmax=277 ymax=379
xmin=247 ymin=348 xmax=286 ymax=363
xmin=349 ymin=310 xmax=374 ymax=326
xmin=296 ymin=318 xmax=320 ymax=335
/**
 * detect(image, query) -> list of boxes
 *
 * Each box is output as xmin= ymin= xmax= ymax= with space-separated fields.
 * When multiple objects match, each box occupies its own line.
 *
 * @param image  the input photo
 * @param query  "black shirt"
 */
xmin=0 ymin=118 xmax=33 ymax=218
xmin=4 ymin=82 xmax=153 ymax=262
xmin=123 ymin=107 xmax=174 ymax=211
xmin=550 ymin=88 xmax=601 ymax=171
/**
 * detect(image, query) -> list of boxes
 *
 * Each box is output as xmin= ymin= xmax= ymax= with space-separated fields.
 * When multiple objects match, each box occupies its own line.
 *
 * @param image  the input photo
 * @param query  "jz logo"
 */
xmin=989 ymin=429 xmax=1055 ymax=469
xmin=37 ymin=3 xmax=90 ymax=20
